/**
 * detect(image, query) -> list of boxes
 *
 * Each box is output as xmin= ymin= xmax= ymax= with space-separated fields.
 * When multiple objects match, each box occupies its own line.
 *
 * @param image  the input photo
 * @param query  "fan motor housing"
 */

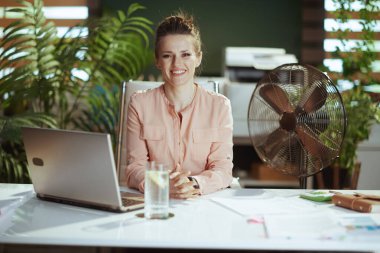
xmin=280 ymin=112 xmax=296 ymax=131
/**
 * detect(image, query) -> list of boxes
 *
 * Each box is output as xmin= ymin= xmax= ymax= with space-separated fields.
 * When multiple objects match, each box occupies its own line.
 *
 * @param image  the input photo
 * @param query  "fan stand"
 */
xmin=299 ymin=151 xmax=307 ymax=189
xmin=299 ymin=177 xmax=307 ymax=189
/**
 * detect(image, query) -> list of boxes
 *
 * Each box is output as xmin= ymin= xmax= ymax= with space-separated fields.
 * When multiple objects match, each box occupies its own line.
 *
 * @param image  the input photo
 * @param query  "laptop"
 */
xmin=21 ymin=127 xmax=144 ymax=213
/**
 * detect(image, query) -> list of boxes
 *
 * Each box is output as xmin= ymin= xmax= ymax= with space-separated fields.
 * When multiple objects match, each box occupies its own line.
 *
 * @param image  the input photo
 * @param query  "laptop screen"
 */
xmin=21 ymin=127 xmax=124 ymax=209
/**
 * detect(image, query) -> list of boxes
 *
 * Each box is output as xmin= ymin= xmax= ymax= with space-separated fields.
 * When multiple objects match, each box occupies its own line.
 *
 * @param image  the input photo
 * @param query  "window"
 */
xmin=323 ymin=0 xmax=380 ymax=85
xmin=0 ymin=0 xmax=89 ymax=38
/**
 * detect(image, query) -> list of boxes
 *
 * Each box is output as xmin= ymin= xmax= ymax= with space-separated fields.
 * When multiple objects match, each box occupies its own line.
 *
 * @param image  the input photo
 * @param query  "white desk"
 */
xmin=0 ymin=184 xmax=379 ymax=252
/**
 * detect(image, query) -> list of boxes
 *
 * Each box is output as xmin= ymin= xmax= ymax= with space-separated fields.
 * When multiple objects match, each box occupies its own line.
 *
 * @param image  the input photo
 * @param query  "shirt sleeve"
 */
xmin=192 ymin=97 xmax=234 ymax=194
xmin=125 ymin=95 xmax=147 ymax=193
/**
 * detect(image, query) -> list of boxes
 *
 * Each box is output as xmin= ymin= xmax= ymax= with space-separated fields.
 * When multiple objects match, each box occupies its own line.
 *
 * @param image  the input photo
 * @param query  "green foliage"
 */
xmin=62 ymin=5 xmax=154 ymax=126
xmin=339 ymin=86 xmax=380 ymax=171
xmin=331 ymin=0 xmax=379 ymax=82
xmin=0 ymin=0 xmax=154 ymax=182
xmin=0 ymin=0 xmax=59 ymax=183
xmin=0 ymin=0 xmax=60 ymax=114
xmin=73 ymin=84 xmax=120 ymax=150
xmin=0 ymin=113 xmax=57 ymax=183
xmin=327 ymin=0 xmax=380 ymax=172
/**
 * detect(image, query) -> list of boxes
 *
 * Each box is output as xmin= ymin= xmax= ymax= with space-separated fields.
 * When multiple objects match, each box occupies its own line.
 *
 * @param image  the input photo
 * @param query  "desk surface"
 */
xmin=0 ymin=184 xmax=379 ymax=252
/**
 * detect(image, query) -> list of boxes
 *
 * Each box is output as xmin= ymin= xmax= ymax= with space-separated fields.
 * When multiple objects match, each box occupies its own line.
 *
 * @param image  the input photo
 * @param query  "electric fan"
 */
xmin=248 ymin=64 xmax=346 ymax=188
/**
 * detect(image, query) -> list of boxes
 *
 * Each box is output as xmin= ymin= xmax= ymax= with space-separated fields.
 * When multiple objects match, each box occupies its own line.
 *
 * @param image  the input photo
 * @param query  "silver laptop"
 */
xmin=21 ymin=127 xmax=144 ymax=212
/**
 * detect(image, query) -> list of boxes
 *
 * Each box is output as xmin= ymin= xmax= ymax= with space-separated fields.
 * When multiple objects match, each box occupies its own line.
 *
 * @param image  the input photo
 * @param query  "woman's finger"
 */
xmin=170 ymin=182 xmax=201 ymax=199
xmin=170 ymin=171 xmax=190 ymax=183
xmin=173 ymin=175 xmax=190 ymax=187
xmin=170 ymin=188 xmax=200 ymax=199
xmin=169 ymin=171 xmax=180 ymax=179
xmin=175 ymin=181 xmax=194 ymax=193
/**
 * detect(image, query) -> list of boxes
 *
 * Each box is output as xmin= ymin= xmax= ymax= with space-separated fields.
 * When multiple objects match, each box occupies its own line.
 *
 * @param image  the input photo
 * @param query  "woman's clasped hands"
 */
xmin=169 ymin=163 xmax=200 ymax=199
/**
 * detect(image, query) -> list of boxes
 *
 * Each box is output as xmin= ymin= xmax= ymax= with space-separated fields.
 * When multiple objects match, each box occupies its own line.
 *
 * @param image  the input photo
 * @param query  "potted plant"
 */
xmin=322 ymin=0 xmax=380 ymax=189
xmin=0 ymin=0 xmax=154 ymax=183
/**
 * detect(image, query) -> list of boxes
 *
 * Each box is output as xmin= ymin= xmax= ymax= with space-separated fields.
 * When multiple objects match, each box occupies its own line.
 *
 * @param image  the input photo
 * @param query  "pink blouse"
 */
xmin=125 ymin=84 xmax=233 ymax=194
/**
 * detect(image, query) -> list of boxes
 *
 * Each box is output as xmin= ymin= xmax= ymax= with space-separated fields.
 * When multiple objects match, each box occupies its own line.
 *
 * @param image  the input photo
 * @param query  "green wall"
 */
xmin=102 ymin=0 xmax=302 ymax=76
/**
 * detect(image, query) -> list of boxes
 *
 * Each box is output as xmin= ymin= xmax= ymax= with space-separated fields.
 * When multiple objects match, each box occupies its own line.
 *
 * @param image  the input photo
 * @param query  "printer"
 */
xmin=224 ymin=47 xmax=298 ymax=83
xmin=223 ymin=47 xmax=298 ymax=141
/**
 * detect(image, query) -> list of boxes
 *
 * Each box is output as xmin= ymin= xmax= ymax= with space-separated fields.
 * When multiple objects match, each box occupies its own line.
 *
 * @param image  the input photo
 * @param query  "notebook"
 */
xmin=21 ymin=127 xmax=144 ymax=212
xmin=332 ymin=193 xmax=380 ymax=213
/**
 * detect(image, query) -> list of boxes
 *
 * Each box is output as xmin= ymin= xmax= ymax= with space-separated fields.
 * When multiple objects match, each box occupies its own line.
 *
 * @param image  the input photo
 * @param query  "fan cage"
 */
xmin=248 ymin=64 xmax=346 ymax=178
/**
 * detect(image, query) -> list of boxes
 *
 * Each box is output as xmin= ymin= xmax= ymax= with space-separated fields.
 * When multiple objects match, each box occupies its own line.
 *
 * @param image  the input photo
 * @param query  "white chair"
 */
xmin=116 ymin=81 xmax=161 ymax=187
xmin=116 ymin=80 xmax=241 ymax=189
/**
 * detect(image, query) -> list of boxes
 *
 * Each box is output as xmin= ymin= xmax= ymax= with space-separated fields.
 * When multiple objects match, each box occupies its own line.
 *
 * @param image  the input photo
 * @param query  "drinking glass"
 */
xmin=144 ymin=161 xmax=169 ymax=219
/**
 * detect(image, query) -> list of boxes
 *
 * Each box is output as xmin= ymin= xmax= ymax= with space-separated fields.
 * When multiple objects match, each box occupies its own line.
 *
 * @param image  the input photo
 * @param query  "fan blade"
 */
xmin=295 ymin=124 xmax=332 ymax=158
xmin=299 ymin=85 xmax=327 ymax=113
xmin=259 ymin=84 xmax=293 ymax=114
xmin=263 ymin=128 xmax=291 ymax=161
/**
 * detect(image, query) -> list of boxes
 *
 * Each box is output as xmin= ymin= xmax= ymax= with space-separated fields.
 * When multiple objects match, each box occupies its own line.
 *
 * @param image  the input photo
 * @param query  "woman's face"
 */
xmin=156 ymin=34 xmax=202 ymax=88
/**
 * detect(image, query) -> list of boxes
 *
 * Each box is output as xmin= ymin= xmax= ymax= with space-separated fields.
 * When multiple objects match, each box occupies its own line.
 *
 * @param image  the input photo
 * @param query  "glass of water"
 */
xmin=144 ymin=161 xmax=169 ymax=219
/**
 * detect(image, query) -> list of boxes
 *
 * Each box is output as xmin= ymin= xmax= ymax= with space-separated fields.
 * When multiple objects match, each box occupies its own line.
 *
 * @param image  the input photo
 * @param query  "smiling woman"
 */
xmin=125 ymin=12 xmax=234 ymax=199
xmin=157 ymin=34 xmax=201 ymax=111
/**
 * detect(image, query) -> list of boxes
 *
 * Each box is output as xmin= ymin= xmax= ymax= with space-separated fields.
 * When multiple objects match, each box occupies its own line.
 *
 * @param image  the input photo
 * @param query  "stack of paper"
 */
xmin=211 ymin=195 xmax=317 ymax=216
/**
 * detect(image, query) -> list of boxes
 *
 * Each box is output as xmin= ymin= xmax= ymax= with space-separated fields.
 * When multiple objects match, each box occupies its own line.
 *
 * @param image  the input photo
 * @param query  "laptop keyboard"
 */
xmin=122 ymin=197 xmax=143 ymax=207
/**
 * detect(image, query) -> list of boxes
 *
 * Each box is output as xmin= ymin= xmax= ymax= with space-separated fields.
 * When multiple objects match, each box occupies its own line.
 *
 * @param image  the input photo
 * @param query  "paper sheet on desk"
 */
xmin=0 ymin=198 xmax=23 ymax=216
xmin=339 ymin=215 xmax=380 ymax=241
xmin=265 ymin=213 xmax=380 ymax=240
xmin=264 ymin=211 xmax=345 ymax=240
xmin=211 ymin=196 xmax=317 ymax=216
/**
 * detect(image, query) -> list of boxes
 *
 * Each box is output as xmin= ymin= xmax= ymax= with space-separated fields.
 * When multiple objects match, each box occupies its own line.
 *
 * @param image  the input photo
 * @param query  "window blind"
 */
xmin=0 ymin=0 xmax=89 ymax=38
xmin=324 ymin=0 xmax=380 ymax=81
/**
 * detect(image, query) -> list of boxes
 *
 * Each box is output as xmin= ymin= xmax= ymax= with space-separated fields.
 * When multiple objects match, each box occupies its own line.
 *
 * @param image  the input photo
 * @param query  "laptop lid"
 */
xmin=21 ymin=127 xmax=143 ymax=212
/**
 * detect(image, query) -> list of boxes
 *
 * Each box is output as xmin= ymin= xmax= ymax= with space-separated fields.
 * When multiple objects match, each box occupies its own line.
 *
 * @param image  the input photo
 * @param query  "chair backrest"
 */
xmin=116 ymin=80 xmax=219 ymax=186
xmin=116 ymin=81 xmax=161 ymax=186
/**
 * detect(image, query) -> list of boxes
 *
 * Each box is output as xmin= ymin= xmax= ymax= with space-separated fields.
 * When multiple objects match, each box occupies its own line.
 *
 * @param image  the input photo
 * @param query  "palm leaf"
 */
xmin=0 ymin=0 xmax=60 ymax=114
xmin=0 ymin=112 xmax=57 ymax=183
xmin=73 ymin=84 xmax=119 ymax=148
xmin=63 ymin=3 xmax=153 ymax=126
xmin=0 ymin=149 xmax=29 ymax=183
